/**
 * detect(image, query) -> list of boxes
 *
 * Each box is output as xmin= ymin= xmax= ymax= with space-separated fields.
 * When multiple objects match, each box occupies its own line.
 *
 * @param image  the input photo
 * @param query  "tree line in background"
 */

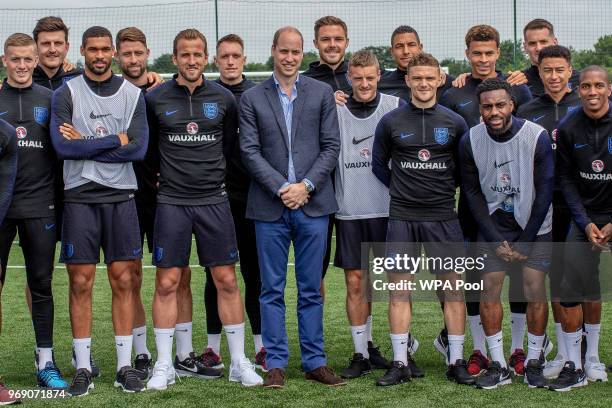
xmin=1 ymin=35 xmax=610 ymax=79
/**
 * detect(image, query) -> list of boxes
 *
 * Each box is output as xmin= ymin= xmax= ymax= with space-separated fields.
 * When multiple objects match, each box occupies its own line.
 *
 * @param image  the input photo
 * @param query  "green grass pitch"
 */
xmin=0 ymin=238 xmax=610 ymax=407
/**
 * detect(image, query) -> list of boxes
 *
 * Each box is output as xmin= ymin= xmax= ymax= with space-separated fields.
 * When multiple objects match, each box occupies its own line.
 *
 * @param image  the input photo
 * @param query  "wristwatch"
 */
xmin=302 ymin=179 xmax=314 ymax=193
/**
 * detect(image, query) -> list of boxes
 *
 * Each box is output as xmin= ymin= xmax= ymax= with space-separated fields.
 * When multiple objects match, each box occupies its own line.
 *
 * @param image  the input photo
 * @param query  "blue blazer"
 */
xmin=239 ymin=75 xmax=340 ymax=222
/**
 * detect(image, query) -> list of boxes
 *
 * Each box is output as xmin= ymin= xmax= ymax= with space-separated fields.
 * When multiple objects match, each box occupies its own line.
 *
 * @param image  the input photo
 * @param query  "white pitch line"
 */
xmin=11 ymin=236 xmax=337 ymax=246
xmin=6 ymin=262 xmax=335 ymax=270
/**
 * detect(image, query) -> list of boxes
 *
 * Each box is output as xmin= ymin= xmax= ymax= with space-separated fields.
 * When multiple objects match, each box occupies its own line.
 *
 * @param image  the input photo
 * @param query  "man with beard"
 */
xmin=302 ymin=16 xmax=350 ymax=302
xmin=377 ymin=25 xmax=454 ymax=102
xmin=549 ymin=66 xmax=612 ymax=390
xmin=460 ymin=78 xmax=553 ymax=389
xmin=516 ymin=45 xmax=581 ymax=380
xmin=200 ymin=33 xmax=264 ymax=371
xmin=146 ymin=29 xmax=262 ymax=390
xmin=50 ymin=26 xmax=149 ymax=395
xmin=114 ymin=26 xmax=174 ymax=381
xmin=240 ymin=26 xmax=343 ymax=388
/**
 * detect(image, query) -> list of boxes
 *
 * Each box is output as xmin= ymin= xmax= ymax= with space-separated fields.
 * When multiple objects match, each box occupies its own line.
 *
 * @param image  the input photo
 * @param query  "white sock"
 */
xmin=390 ymin=333 xmax=408 ymax=365
xmin=468 ymin=315 xmax=487 ymax=354
xmin=175 ymin=322 xmax=193 ymax=361
xmin=366 ymin=315 xmax=373 ymax=343
xmin=154 ymin=328 xmax=175 ymax=365
xmin=448 ymin=335 xmax=465 ymax=365
xmin=563 ymin=329 xmax=582 ymax=370
xmin=207 ymin=333 xmax=222 ymax=355
xmin=554 ymin=322 xmax=566 ymax=361
xmin=224 ymin=323 xmax=246 ymax=365
xmin=510 ymin=313 xmax=526 ymax=351
xmin=350 ymin=324 xmax=369 ymax=358
xmin=584 ymin=323 xmax=601 ymax=361
xmin=36 ymin=347 xmax=53 ymax=370
xmin=526 ymin=332 xmax=545 ymax=362
xmin=486 ymin=331 xmax=507 ymax=368
xmin=132 ymin=325 xmax=151 ymax=358
xmin=73 ymin=338 xmax=92 ymax=371
xmin=253 ymin=334 xmax=264 ymax=354
xmin=115 ymin=335 xmax=133 ymax=371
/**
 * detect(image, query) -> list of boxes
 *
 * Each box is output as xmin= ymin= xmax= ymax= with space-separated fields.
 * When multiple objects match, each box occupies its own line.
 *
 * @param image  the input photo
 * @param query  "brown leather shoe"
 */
xmin=264 ymin=368 xmax=285 ymax=388
xmin=305 ymin=366 xmax=347 ymax=386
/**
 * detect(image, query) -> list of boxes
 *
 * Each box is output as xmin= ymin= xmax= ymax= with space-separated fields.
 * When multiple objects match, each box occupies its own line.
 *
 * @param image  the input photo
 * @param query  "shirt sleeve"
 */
xmin=50 ymin=85 xmax=121 ymax=160
xmin=517 ymin=130 xmax=554 ymax=243
xmin=222 ymin=93 xmax=239 ymax=164
xmin=0 ymin=120 xmax=17 ymax=224
xmin=371 ymin=116 xmax=392 ymax=188
xmin=556 ymin=124 xmax=591 ymax=231
xmin=88 ymin=92 xmax=149 ymax=162
xmin=459 ymin=132 xmax=505 ymax=242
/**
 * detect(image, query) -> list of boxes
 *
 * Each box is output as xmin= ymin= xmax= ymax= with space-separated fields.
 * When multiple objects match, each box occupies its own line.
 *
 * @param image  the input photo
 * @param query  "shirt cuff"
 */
xmin=277 ymin=182 xmax=290 ymax=197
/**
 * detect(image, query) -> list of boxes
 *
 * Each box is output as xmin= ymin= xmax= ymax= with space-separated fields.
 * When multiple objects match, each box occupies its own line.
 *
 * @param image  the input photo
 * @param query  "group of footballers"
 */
xmin=0 ymin=13 xmax=610 ymax=403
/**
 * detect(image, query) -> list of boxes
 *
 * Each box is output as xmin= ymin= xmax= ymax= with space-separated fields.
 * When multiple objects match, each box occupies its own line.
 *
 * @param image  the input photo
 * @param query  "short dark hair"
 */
xmin=465 ymin=25 xmax=500 ymax=48
xmin=33 ymin=16 xmax=69 ymax=43
xmin=272 ymin=26 xmax=303 ymax=48
xmin=523 ymin=18 xmax=555 ymax=37
xmin=81 ymin=26 xmax=113 ymax=48
xmin=538 ymin=45 xmax=571 ymax=65
xmin=580 ymin=65 xmax=611 ymax=85
xmin=314 ymin=16 xmax=347 ymax=40
xmin=390 ymin=25 xmax=420 ymax=46
xmin=216 ymin=33 xmax=244 ymax=52
xmin=116 ymin=27 xmax=147 ymax=50
xmin=173 ymin=28 xmax=208 ymax=55
xmin=476 ymin=77 xmax=512 ymax=101
xmin=406 ymin=52 xmax=439 ymax=72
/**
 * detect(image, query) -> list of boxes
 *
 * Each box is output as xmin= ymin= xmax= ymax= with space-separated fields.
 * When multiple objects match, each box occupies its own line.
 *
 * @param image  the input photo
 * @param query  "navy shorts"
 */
xmin=560 ymin=221 xmax=608 ymax=304
xmin=550 ymin=203 xmax=572 ymax=299
xmin=476 ymin=231 xmax=552 ymax=274
xmin=60 ymin=200 xmax=142 ymax=265
xmin=385 ymin=218 xmax=465 ymax=274
xmin=334 ymin=217 xmax=388 ymax=270
xmin=136 ymin=200 xmax=156 ymax=253
xmin=152 ymin=201 xmax=238 ymax=268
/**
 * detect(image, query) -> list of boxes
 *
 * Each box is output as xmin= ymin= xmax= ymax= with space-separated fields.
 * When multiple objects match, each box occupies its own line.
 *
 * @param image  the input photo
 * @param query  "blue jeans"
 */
xmin=255 ymin=208 xmax=329 ymax=371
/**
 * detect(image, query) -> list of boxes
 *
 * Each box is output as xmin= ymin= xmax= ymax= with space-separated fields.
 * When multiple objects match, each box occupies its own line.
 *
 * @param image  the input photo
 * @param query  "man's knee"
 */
xmin=345 ymin=270 xmax=363 ymax=299
xmin=69 ymin=269 xmax=95 ymax=296
xmin=214 ymin=268 xmax=239 ymax=295
xmin=156 ymin=269 xmax=181 ymax=297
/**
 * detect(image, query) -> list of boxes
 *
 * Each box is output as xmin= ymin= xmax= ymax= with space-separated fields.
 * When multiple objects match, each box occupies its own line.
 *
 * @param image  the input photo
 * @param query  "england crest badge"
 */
xmin=34 ymin=106 xmax=48 ymax=125
xmin=203 ymin=103 xmax=219 ymax=120
xmin=434 ymin=127 xmax=449 ymax=145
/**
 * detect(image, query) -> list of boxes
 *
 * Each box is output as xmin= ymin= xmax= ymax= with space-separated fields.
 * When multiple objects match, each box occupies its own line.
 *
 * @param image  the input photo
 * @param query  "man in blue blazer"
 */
xmin=240 ymin=26 xmax=343 ymax=388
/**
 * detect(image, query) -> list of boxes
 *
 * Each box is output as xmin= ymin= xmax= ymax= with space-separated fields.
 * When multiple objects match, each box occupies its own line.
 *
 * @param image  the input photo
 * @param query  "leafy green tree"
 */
xmin=439 ymin=58 xmax=471 ymax=76
xmin=149 ymin=53 xmax=175 ymax=74
xmin=571 ymin=35 xmax=612 ymax=73
xmin=496 ymin=39 xmax=529 ymax=73
xmin=361 ymin=46 xmax=393 ymax=70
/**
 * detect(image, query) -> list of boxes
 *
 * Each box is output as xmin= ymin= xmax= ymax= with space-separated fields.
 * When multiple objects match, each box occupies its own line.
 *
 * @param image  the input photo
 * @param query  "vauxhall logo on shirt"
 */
xmin=400 ymin=149 xmax=448 ymax=170
xmin=15 ymin=126 xmax=43 ymax=149
xmin=579 ymin=159 xmax=611 ymax=181
xmin=167 ymin=120 xmax=217 ymax=144
xmin=344 ymin=148 xmax=372 ymax=169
